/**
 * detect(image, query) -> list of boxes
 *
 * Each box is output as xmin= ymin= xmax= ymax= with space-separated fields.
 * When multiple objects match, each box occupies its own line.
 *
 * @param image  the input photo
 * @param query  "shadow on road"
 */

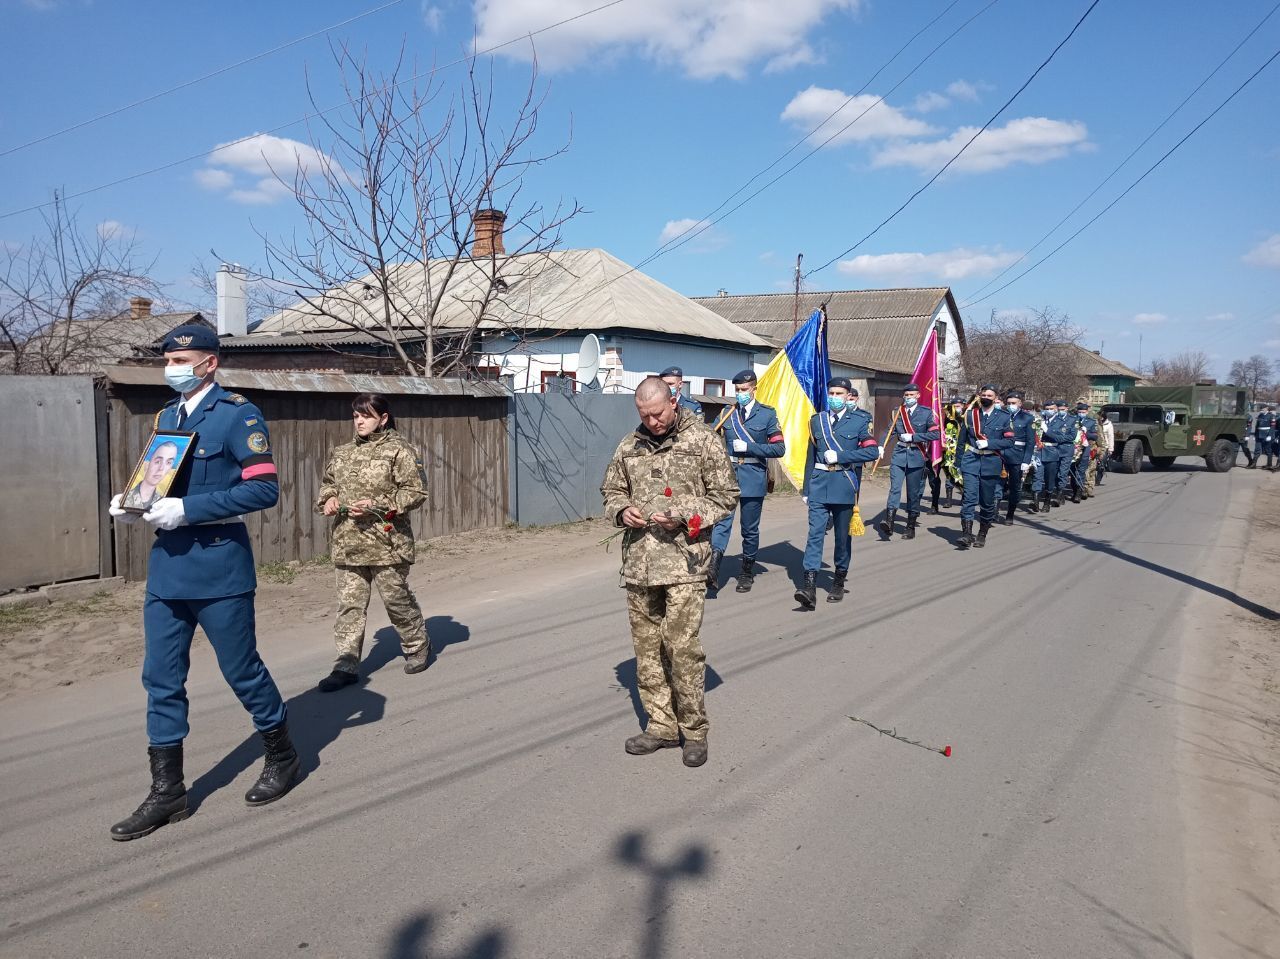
xmin=614 ymin=660 xmax=723 ymax=729
xmin=1065 ymin=881 xmax=1193 ymax=959
xmin=385 ymin=913 xmax=506 ymax=959
xmin=366 ymin=614 xmax=472 ymax=678
xmin=708 ymin=540 xmax=806 ymax=594
xmin=615 ymin=830 xmax=711 ymax=959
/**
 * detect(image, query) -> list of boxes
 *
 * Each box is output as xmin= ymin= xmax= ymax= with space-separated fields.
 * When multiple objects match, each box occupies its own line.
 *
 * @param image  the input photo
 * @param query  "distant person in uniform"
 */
xmin=795 ymin=377 xmax=879 ymax=608
xmin=1253 ymin=404 xmax=1277 ymax=471
xmin=955 ymin=384 xmax=1013 ymax=548
xmin=107 ymin=324 xmax=298 ymax=841
xmin=997 ymin=390 xmax=1034 ymax=523
xmin=122 ymin=440 xmax=180 ymax=510
xmin=879 ymin=382 xmax=940 ymax=540
xmin=658 ymin=366 xmax=703 ymax=417
xmin=601 ymin=376 xmax=738 ymax=768
xmin=316 ymin=393 xmax=431 ymax=691
xmin=1071 ymin=402 xmax=1099 ymax=501
xmin=1095 ymin=411 xmax=1115 ymax=485
xmin=709 ymin=369 xmax=784 ymax=594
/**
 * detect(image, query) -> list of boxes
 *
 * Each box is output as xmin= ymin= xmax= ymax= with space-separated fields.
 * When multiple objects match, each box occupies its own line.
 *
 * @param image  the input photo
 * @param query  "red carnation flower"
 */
xmin=383 ymin=524 xmax=393 ymax=532
xmin=385 ymin=509 xmax=397 ymax=520
xmin=943 ymin=745 xmax=952 ymax=758
xmin=688 ymin=514 xmax=702 ymax=538
xmin=664 ymin=487 xmax=673 ymax=497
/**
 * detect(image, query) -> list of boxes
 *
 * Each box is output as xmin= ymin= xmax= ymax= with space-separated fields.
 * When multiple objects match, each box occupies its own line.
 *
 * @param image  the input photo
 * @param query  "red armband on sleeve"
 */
xmin=1002 ymin=431 xmax=1014 ymax=438
xmin=767 ymin=433 xmax=784 ymax=443
xmin=859 ymin=438 xmax=878 ymax=448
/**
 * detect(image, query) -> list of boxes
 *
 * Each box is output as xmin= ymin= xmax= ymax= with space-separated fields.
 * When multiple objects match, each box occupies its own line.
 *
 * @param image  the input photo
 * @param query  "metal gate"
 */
xmin=0 ymin=376 xmax=108 ymax=590
xmin=509 ymin=393 xmax=639 ymax=526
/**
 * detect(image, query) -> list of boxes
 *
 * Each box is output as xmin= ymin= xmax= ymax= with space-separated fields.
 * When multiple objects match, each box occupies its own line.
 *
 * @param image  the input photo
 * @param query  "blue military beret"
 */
xmin=829 ymin=377 xmax=853 ymax=391
xmin=732 ymin=369 xmax=757 ymax=385
xmin=1005 ymin=389 xmax=1024 ymax=400
xmin=658 ymin=366 xmax=683 ymax=378
xmin=1075 ymin=401 xmax=1090 ymax=410
xmin=1053 ymin=399 xmax=1067 ymax=407
xmin=980 ymin=383 xmax=999 ymax=394
xmin=162 ymin=323 xmax=220 ymax=353
xmin=903 ymin=383 xmax=921 ymax=393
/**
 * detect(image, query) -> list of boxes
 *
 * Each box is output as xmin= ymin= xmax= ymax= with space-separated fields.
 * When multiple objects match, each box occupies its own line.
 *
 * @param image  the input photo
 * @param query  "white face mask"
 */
xmin=904 ymin=396 xmax=918 ymax=408
xmin=1007 ymin=402 xmax=1021 ymax=412
xmin=163 ymin=357 xmax=212 ymax=394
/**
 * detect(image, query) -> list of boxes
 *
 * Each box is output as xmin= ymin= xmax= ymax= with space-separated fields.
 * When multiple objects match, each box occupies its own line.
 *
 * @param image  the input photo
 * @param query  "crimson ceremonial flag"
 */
xmin=912 ymin=327 xmax=943 ymax=467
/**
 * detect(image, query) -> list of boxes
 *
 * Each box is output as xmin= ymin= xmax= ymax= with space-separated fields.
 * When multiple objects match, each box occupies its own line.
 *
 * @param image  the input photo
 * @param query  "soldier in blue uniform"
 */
xmin=878 ymin=383 xmax=940 ymax=541
xmin=659 ymin=366 xmax=703 ymax=417
xmin=997 ymin=389 xmax=1035 ymax=524
xmin=795 ymin=378 xmax=880 ymax=608
xmin=106 ymin=325 xmax=299 ymax=841
xmin=955 ymin=384 xmax=1014 ymax=548
xmin=1070 ymin=401 xmax=1099 ymax=502
xmin=1053 ymin=399 xmax=1077 ymax=502
xmin=1253 ymin=404 xmax=1277 ymax=471
xmin=709 ymin=370 xmax=785 ymax=594
xmin=1032 ymin=400 xmax=1061 ymax=511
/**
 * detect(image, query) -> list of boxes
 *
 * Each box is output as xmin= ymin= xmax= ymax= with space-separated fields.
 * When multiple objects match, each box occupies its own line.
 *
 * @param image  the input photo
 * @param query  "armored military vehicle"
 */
xmin=1101 ymin=384 xmax=1247 ymax=473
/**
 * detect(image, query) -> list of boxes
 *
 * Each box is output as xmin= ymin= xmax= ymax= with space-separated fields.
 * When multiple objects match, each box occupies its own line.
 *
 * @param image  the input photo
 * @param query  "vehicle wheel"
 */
xmin=1205 ymin=438 xmax=1235 ymax=473
xmin=1150 ymin=456 xmax=1176 ymax=470
xmin=1121 ymin=438 xmax=1144 ymax=473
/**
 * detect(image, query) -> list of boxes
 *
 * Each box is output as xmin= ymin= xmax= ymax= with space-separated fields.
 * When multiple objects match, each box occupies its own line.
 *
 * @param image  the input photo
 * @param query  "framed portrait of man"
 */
xmin=120 ymin=430 xmax=195 ymax=513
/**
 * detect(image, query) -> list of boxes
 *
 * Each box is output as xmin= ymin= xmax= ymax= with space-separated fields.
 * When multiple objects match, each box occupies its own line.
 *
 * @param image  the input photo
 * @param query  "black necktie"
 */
xmin=175 ymin=406 xmax=187 ymax=429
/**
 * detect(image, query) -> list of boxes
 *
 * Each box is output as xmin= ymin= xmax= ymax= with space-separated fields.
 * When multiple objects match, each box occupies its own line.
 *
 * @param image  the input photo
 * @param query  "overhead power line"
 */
xmin=0 ymin=0 xmax=630 ymax=221
xmin=962 ymin=0 xmax=1280 ymax=305
xmin=804 ymin=0 xmax=1103 ymax=278
xmin=960 ymin=45 xmax=1280 ymax=310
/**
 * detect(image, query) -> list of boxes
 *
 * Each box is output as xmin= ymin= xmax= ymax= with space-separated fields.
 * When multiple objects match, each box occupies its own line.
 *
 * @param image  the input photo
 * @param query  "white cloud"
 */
xmin=657 ymin=217 xmax=727 ymax=252
xmin=1242 ymin=233 xmax=1280 ymax=269
xmin=913 ymin=91 xmax=950 ymax=113
xmin=946 ymin=79 xmax=981 ymax=101
xmin=872 ymin=117 xmax=1091 ymax=173
xmin=1132 ymin=312 xmax=1168 ymax=326
xmin=96 ymin=220 xmax=128 ymax=240
xmin=913 ymin=79 xmax=983 ymax=113
xmin=196 ymin=133 xmax=337 ymax=205
xmin=1205 ymin=312 xmax=1234 ymax=323
xmin=1264 ymin=338 xmax=1280 ymax=349
xmin=421 ymin=1 xmax=443 ymax=31
xmin=836 ymin=246 xmax=1021 ymax=282
xmin=474 ymin=0 xmax=861 ymax=79
xmin=764 ymin=45 xmax=821 ymax=74
xmin=782 ymin=87 xmax=936 ymax=145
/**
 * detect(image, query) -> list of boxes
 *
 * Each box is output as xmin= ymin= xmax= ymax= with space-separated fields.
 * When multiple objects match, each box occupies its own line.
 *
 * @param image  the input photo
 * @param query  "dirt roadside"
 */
xmin=1179 ymin=479 xmax=1280 ymax=956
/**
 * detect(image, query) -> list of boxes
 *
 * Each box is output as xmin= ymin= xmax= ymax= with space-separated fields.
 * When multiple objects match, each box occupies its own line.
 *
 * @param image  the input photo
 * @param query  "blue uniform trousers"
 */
xmin=1057 ymin=450 xmax=1074 ymax=491
xmin=1072 ymin=452 xmax=1088 ymax=491
xmin=886 ymin=462 xmax=926 ymax=513
xmin=803 ymin=500 xmax=852 ymax=572
xmin=142 ymin=591 xmax=287 ymax=746
xmin=1000 ymin=465 xmax=1026 ymax=511
xmin=960 ymin=453 xmax=1003 ymax=523
xmin=711 ymin=496 xmax=765 ymax=559
xmin=1034 ymin=454 xmax=1061 ymax=493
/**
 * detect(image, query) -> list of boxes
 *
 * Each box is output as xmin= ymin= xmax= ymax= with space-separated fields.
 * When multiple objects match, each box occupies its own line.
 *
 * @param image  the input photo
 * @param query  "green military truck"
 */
xmin=1101 ymin=384 xmax=1247 ymax=473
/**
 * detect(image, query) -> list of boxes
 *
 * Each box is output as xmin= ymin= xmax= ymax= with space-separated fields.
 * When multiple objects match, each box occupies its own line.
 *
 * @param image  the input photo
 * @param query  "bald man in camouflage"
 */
xmin=601 ymin=376 xmax=739 ymax=768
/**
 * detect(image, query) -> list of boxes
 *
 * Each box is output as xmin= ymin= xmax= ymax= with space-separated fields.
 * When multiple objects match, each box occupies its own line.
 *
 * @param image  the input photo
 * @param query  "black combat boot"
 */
xmin=794 ymin=571 xmax=818 ymax=610
xmin=826 ymin=569 xmax=847 ymax=603
xmin=957 ymin=520 xmax=975 ymax=548
xmin=1247 ymin=456 xmax=1257 ymax=468
xmin=1039 ymin=491 xmax=1051 ymax=513
xmin=945 ymin=485 xmax=954 ymax=508
xmin=929 ymin=490 xmax=940 ymax=515
xmin=1071 ymin=486 xmax=1081 ymax=504
xmin=1051 ymin=491 xmax=1063 ymax=508
xmin=735 ymin=558 xmax=756 ymax=593
xmin=244 ymin=722 xmax=301 ymax=807
xmin=706 ymin=549 xmax=724 ymax=592
xmin=878 ymin=509 xmax=898 ymax=539
xmin=1002 ymin=503 xmax=1016 ymax=525
xmin=975 ymin=521 xmax=991 ymax=548
xmin=110 ymin=745 xmax=188 ymax=841
xmin=903 ymin=513 xmax=918 ymax=540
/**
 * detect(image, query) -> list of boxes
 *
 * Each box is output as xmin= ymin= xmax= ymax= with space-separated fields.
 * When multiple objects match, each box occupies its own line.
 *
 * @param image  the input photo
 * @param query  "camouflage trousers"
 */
xmin=332 ymin=564 xmax=427 ymax=674
xmin=625 ymin=583 xmax=708 ymax=742
xmin=1084 ymin=451 xmax=1098 ymax=495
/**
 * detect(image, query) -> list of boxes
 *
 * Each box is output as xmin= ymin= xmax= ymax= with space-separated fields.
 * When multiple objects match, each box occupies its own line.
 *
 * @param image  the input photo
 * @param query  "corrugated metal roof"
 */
xmin=1062 ymin=343 xmax=1141 ymax=379
xmin=217 ymin=329 xmax=425 ymax=349
xmin=694 ymin=288 xmax=961 ymax=375
xmin=99 ymin=365 xmax=507 ymax=398
xmin=254 ymin=249 xmax=771 ymax=350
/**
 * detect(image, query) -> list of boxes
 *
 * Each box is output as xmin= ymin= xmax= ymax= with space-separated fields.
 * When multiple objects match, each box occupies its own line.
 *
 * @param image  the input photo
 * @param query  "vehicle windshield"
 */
xmin=1103 ymin=405 xmax=1162 ymax=425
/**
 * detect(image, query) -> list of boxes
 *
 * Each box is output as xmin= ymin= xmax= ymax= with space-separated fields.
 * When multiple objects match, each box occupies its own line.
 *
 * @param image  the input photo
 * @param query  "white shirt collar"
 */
xmin=739 ymin=399 xmax=755 ymax=417
xmin=182 ymin=381 xmax=216 ymax=416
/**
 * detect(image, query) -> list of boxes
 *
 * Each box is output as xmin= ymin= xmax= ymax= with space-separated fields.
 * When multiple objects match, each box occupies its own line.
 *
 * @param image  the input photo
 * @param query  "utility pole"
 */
xmin=792 ymin=253 xmax=804 ymax=333
xmin=1138 ymin=334 xmax=1143 ymax=375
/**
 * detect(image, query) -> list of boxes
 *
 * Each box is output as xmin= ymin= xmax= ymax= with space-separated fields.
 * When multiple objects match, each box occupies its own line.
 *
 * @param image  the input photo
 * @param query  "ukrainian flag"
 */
xmin=755 ymin=308 xmax=830 ymax=490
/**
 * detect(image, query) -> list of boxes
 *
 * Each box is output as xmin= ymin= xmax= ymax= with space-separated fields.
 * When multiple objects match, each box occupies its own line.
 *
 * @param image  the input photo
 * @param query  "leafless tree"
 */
xmin=1228 ymin=354 xmax=1273 ymax=402
xmin=0 ymin=193 xmax=158 ymax=373
xmin=1148 ymin=350 xmax=1212 ymax=384
xmin=954 ymin=306 xmax=1090 ymax=403
xmin=257 ymin=44 xmax=581 ymax=376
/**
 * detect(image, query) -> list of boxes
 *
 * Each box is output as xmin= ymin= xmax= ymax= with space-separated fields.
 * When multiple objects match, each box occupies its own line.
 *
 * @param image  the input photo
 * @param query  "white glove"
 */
xmin=877 ymin=446 xmax=885 ymax=459
xmin=976 ymin=438 xmax=989 ymax=450
xmin=1021 ymin=463 xmax=1031 ymax=474
xmin=732 ymin=439 xmax=748 ymax=453
xmin=142 ymin=497 xmax=186 ymax=531
xmin=802 ymin=496 xmax=808 ymax=505
xmin=109 ymin=493 xmax=138 ymax=524
xmin=901 ymin=432 xmax=913 ymax=443
xmin=823 ymin=449 xmax=838 ymax=465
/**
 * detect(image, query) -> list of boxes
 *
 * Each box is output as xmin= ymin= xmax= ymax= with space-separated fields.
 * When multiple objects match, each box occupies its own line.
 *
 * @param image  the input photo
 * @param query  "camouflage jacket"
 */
xmin=600 ymin=408 xmax=739 ymax=586
xmin=316 ymin=429 xmax=427 ymax=566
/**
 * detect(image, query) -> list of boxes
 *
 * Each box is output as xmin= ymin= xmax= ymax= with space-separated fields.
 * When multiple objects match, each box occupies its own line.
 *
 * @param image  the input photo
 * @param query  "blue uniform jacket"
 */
xmin=1076 ymin=414 xmax=1098 ymax=444
xmin=887 ymin=404 xmax=941 ymax=469
xmin=955 ymin=406 xmax=1015 ymax=461
xmin=1255 ymin=411 xmax=1276 ymax=439
xmin=148 ymin=383 xmax=280 ymax=600
xmin=802 ymin=408 xmax=879 ymax=505
xmin=677 ymin=393 xmax=703 ymax=417
xmin=721 ymin=401 xmax=785 ymax=498
xmin=1000 ymin=409 xmax=1037 ymax=468
xmin=1039 ymin=412 xmax=1074 ymax=460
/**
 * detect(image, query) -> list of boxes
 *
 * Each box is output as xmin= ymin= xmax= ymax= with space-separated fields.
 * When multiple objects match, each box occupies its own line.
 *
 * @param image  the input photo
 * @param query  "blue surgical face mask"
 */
xmin=1006 ymin=402 xmax=1020 ymax=412
xmin=904 ymin=396 xmax=918 ymax=408
xmin=828 ymin=396 xmax=847 ymax=412
xmin=669 ymin=385 xmax=679 ymax=397
xmin=736 ymin=391 xmax=751 ymax=406
xmin=164 ymin=357 xmax=212 ymax=395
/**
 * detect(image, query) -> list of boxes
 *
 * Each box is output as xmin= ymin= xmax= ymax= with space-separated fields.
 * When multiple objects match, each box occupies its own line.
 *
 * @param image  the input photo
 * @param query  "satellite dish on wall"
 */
xmin=576 ymin=333 xmax=601 ymax=386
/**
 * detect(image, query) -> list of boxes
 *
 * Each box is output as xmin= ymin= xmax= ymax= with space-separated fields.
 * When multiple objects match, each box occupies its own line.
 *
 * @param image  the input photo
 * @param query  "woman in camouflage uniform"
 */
xmin=315 ymin=393 xmax=430 ymax=691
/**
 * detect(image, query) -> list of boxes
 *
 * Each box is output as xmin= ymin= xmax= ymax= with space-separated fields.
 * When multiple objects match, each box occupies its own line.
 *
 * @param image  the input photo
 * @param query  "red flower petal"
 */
xmin=664 ymin=487 xmax=673 ymax=497
xmin=943 ymin=745 xmax=952 ymax=758
xmin=385 ymin=509 xmax=397 ymax=520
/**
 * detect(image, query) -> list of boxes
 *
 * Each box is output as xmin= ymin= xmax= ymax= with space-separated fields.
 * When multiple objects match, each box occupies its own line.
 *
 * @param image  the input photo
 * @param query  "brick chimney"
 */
xmin=130 ymin=296 xmax=153 ymax=320
xmin=472 ymin=208 xmax=506 ymax=258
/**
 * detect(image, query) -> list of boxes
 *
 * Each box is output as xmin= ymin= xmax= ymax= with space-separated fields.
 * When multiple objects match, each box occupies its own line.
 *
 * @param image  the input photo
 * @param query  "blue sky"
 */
xmin=3 ymin=0 xmax=1278 ymax=378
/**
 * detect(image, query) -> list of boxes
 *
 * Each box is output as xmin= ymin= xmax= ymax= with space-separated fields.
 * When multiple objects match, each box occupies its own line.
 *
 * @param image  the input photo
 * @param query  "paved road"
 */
xmin=0 ymin=465 xmax=1269 ymax=958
